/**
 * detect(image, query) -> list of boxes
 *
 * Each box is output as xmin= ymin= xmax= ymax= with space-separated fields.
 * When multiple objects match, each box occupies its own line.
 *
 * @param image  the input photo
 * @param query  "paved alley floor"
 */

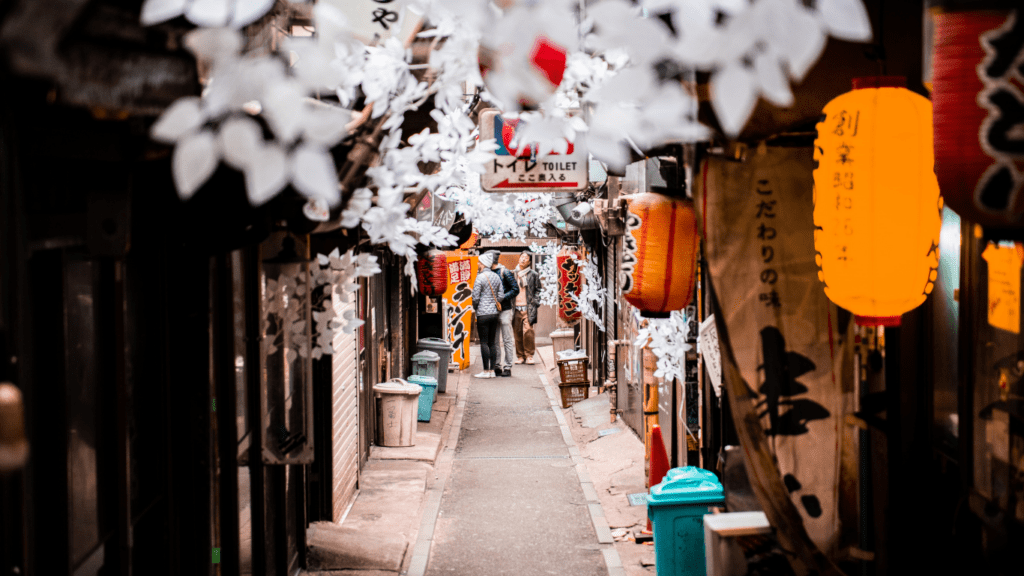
xmin=424 ymin=356 xmax=608 ymax=576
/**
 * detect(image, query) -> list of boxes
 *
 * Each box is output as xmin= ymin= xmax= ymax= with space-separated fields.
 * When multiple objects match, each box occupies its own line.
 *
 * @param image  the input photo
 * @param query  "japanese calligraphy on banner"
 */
xmin=321 ymin=0 xmax=422 ymax=46
xmin=698 ymin=146 xmax=849 ymax=555
xmin=982 ymin=242 xmax=1024 ymax=334
xmin=442 ymin=251 xmax=478 ymax=370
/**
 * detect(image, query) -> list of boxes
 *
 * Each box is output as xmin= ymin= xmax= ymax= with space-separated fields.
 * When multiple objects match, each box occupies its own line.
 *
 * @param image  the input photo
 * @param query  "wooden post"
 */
xmin=643 ymin=347 xmax=659 ymax=486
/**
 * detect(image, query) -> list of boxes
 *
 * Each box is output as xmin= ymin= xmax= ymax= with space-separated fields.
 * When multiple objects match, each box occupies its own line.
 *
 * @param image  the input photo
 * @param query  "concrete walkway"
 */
xmin=424 ymin=355 xmax=609 ymax=576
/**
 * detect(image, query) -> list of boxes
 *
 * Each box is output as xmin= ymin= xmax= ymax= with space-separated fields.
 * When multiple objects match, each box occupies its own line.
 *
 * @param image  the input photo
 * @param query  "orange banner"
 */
xmin=443 ymin=251 xmax=478 ymax=370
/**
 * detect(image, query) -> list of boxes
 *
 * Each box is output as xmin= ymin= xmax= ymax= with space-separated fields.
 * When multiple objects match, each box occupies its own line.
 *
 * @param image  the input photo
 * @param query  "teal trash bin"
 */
xmin=408 ymin=375 xmax=437 ymax=422
xmin=647 ymin=466 xmax=725 ymax=576
xmin=411 ymin=350 xmax=441 ymax=384
xmin=415 ymin=338 xmax=453 ymax=393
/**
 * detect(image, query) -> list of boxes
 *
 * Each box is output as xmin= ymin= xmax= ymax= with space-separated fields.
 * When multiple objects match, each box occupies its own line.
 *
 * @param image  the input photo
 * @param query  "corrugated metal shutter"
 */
xmin=331 ymin=292 xmax=359 ymax=522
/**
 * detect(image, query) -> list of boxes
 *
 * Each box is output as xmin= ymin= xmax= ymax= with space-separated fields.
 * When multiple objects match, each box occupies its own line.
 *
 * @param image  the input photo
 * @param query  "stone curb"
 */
xmin=536 ymin=368 xmax=624 ymax=571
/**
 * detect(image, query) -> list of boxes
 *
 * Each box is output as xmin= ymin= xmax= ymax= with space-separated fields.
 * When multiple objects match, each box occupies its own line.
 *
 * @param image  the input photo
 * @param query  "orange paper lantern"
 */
xmin=416 ymin=249 xmax=450 ymax=296
xmin=813 ymin=77 xmax=942 ymax=326
xmin=459 ymin=231 xmax=479 ymax=250
xmin=621 ymin=193 xmax=699 ymax=318
xmin=557 ymin=247 xmax=583 ymax=323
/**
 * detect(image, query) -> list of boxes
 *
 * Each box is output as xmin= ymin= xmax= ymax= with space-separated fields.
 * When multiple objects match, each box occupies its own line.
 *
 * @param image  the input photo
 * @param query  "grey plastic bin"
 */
xmin=415 ymin=338 xmax=453 ymax=393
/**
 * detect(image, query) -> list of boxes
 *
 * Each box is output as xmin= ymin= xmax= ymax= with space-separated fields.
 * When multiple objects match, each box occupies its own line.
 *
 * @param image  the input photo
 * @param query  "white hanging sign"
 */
xmin=699 ymin=314 xmax=722 ymax=398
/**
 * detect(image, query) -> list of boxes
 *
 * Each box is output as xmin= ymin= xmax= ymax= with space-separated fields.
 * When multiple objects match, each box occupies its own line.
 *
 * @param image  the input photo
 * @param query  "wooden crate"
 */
xmin=557 ymin=357 xmax=589 ymax=384
xmin=559 ymin=382 xmax=590 ymax=409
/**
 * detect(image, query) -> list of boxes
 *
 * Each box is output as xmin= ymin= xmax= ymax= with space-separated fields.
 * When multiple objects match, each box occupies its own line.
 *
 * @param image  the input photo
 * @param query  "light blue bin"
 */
xmin=647 ymin=467 xmax=725 ymax=576
xmin=408 ymin=375 xmax=437 ymax=422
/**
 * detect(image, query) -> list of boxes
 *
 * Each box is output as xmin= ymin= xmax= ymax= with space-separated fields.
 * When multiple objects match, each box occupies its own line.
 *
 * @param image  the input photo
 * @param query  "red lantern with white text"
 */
xmin=621 ymin=193 xmax=699 ymax=318
xmin=932 ymin=6 xmax=1024 ymax=231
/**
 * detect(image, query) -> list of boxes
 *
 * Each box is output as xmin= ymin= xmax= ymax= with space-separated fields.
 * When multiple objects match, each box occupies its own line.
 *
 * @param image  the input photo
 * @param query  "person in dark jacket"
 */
xmin=484 ymin=250 xmax=520 ymax=377
xmin=513 ymin=252 xmax=541 ymax=364
xmin=472 ymin=252 xmax=505 ymax=378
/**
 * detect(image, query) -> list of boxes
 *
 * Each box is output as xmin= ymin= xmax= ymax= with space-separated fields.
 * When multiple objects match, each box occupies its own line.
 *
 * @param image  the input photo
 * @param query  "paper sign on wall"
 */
xmin=982 ymin=242 xmax=1024 ymax=334
xmin=699 ymin=315 xmax=722 ymax=398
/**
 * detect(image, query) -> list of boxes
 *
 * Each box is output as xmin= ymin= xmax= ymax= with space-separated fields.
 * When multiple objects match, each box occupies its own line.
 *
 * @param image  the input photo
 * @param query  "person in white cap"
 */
xmin=471 ymin=252 xmax=505 ymax=378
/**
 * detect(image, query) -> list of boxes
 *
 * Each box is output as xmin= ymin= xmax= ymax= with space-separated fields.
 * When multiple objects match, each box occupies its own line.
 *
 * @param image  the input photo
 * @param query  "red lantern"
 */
xmin=932 ymin=7 xmax=1024 ymax=231
xmin=621 ymin=193 xmax=699 ymax=318
xmin=416 ymin=249 xmax=450 ymax=296
xmin=557 ymin=247 xmax=583 ymax=323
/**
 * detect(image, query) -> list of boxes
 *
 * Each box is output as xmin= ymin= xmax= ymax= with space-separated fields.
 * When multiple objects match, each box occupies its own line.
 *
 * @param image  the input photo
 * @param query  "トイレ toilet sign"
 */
xmin=479 ymin=109 xmax=587 ymax=192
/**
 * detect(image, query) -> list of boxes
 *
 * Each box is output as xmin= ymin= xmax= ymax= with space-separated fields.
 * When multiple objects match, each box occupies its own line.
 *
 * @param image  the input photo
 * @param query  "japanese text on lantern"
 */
xmin=976 ymin=13 xmax=1024 ymax=203
xmin=831 ymin=109 xmax=858 ymax=266
xmin=756 ymin=179 xmax=780 ymax=308
xmin=370 ymin=0 xmax=398 ymax=30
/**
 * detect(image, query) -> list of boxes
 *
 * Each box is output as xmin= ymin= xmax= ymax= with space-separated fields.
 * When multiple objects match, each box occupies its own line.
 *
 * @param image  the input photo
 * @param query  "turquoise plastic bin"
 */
xmin=408 ymin=375 xmax=437 ymax=422
xmin=647 ymin=467 xmax=725 ymax=576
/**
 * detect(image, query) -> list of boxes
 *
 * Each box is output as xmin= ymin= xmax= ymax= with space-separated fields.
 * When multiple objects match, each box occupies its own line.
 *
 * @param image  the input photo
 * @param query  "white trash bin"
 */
xmin=374 ymin=379 xmax=422 ymax=447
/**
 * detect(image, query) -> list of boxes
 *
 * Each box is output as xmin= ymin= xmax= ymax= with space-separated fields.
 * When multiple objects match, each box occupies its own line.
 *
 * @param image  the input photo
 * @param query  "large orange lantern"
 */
xmin=415 ymin=249 xmax=450 ymax=296
xmin=620 ymin=193 xmax=699 ymax=318
xmin=932 ymin=7 xmax=1024 ymax=232
xmin=556 ymin=247 xmax=583 ymax=323
xmin=813 ymin=77 xmax=942 ymax=326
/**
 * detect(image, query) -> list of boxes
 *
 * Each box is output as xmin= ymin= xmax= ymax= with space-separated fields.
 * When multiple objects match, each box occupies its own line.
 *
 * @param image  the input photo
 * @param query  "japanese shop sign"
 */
xmin=321 ymin=0 xmax=422 ymax=46
xmin=700 ymin=146 xmax=845 ymax=553
xmin=479 ymin=109 xmax=587 ymax=192
xmin=699 ymin=315 xmax=722 ymax=398
xmin=442 ymin=252 xmax=478 ymax=370
xmin=982 ymin=241 xmax=1024 ymax=334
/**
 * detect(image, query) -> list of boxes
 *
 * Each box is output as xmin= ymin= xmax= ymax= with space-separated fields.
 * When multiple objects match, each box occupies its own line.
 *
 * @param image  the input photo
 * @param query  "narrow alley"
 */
xmin=425 ymin=356 xmax=607 ymax=576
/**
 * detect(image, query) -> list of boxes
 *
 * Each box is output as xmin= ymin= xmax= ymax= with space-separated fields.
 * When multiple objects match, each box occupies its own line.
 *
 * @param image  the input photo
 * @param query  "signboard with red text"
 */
xmin=479 ymin=109 xmax=587 ymax=192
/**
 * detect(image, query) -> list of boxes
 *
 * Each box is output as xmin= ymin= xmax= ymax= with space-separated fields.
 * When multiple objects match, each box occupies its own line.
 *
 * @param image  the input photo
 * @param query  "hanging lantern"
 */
xmin=459 ymin=230 xmax=479 ymax=250
xmin=416 ymin=249 xmax=450 ymax=296
xmin=557 ymin=247 xmax=583 ymax=323
xmin=620 ymin=193 xmax=699 ymax=319
xmin=932 ymin=6 xmax=1024 ymax=232
xmin=813 ymin=77 xmax=942 ymax=326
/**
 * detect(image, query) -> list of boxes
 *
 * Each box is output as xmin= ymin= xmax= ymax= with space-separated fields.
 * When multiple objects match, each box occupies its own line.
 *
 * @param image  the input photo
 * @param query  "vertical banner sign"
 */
xmin=982 ymin=242 xmax=1024 ymax=334
xmin=556 ymin=248 xmax=583 ymax=322
xmin=699 ymin=146 xmax=847 ymax=555
xmin=443 ymin=251 xmax=478 ymax=370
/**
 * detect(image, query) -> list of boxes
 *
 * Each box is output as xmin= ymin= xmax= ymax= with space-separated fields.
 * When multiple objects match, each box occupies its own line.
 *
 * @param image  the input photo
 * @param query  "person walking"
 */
xmin=485 ymin=250 xmax=519 ymax=377
xmin=513 ymin=252 xmax=540 ymax=364
xmin=471 ymin=252 xmax=505 ymax=378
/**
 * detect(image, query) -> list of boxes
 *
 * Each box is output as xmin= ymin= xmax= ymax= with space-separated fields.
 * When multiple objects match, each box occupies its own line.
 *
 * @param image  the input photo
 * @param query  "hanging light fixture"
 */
xmin=813 ymin=76 xmax=942 ymax=326
xmin=416 ymin=248 xmax=450 ymax=296
xmin=620 ymin=193 xmax=699 ymax=319
xmin=557 ymin=246 xmax=583 ymax=323
xmin=932 ymin=5 xmax=1024 ymax=232
xmin=260 ymin=233 xmax=315 ymax=464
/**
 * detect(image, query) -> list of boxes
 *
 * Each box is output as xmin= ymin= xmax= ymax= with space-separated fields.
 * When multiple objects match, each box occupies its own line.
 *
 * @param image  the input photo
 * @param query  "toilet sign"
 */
xmin=479 ymin=109 xmax=587 ymax=192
